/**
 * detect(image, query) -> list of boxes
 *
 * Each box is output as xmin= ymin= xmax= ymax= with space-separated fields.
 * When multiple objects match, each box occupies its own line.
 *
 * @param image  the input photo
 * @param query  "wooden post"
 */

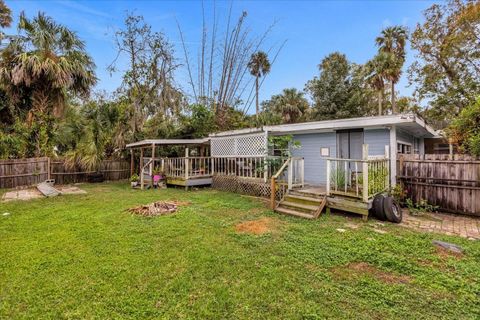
xmin=140 ymin=147 xmax=144 ymax=190
xmin=150 ymin=144 xmax=155 ymax=188
xmin=47 ymin=157 xmax=51 ymax=180
xmin=385 ymin=145 xmax=390 ymax=190
xmin=362 ymin=144 xmax=369 ymax=203
xmin=270 ymin=177 xmax=276 ymax=209
xmin=326 ymin=159 xmax=331 ymax=196
xmin=130 ymin=149 xmax=134 ymax=177
xmin=287 ymin=159 xmax=293 ymax=190
xmin=389 ymin=125 xmax=397 ymax=187
xmin=263 ymin=156 xmax=268 ymax=183
xmin=300 ymin=158 xmax=304 ymax=187
xmin=184 ymin=147 xmax=189 ymax=190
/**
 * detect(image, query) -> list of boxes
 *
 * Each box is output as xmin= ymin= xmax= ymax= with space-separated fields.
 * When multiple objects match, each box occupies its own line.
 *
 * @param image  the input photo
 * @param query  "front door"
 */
xmin=336 ymin=129 xmax=364 ymax=159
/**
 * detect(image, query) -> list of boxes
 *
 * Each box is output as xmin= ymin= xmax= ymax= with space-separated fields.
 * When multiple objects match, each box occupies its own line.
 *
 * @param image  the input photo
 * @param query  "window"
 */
xmin=397 ymin=142 xmax=412 ymax=154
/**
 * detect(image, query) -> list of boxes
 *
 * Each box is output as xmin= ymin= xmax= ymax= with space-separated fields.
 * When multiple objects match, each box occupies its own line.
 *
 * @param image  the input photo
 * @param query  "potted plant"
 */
xmin=152 ymin=167 xmax=165 ymax=189
xmin=130 ymin=174 xmax=139 ymax=187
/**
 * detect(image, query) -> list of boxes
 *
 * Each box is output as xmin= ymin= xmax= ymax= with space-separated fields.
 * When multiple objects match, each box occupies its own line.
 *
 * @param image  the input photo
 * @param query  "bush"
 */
xmin=447 ymin=97 xmax=480 ymax=156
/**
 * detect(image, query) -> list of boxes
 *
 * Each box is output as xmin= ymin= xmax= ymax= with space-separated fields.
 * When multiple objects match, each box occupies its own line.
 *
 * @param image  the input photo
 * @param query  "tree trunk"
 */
xmin=378 ymin=90 xmax=383 ymax=116
xmin=255 ymin=76 xmax=259 ymax=116
xmin=391 ymin=80 xmax=396 ymax=114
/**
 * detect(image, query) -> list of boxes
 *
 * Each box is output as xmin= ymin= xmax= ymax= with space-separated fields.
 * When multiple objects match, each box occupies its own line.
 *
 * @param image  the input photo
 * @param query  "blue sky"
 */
xmin=8 ymin=0 xmax=437 ymax=113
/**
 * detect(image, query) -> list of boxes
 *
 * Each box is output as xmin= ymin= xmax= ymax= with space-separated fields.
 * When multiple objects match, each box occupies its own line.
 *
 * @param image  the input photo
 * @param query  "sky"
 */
xmin=7 ymin=0 xmax=438 ymax=113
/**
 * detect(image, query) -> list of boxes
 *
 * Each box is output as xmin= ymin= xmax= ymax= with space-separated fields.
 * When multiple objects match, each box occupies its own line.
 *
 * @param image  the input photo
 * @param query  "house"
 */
xmin=127 ymin=113 xmax=438 ymax=220
xmin=209 ymin=113 xmax=438 ymax=186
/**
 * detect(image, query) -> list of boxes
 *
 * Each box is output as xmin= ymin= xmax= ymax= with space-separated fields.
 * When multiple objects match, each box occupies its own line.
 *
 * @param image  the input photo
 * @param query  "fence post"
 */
xmin=47 ymin=157 xmax=51 ymax=180
xmin=362 ymin=144 xmax=369 ymax=203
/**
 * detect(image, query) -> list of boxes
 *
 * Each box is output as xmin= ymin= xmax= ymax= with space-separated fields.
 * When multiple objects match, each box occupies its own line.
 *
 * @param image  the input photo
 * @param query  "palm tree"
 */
xmin=0 ymin=0 xmax=12 ymax=28
xmin=63 ymin=100 xmax=118 ymax=173
xmin=0 ymin=12 xmax=96 ymax=122
xmin=248 ymin=51 xmax=271 ymax=116
xmin=0 ymin=12 xmax=96 ymax=155
xmin=271 ymin=88 xmax=309 ymax=124
xmin=376 ymin=26 xmax=407 ymax=114
xmin=365 ymin=52 xmax=391 ymax=115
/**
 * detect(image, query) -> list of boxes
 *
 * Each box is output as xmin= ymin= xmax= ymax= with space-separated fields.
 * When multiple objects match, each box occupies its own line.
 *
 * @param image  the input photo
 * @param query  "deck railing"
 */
xmin=142 ymin=156 xmax=300 ymax=182
xmin=212 ymin=156 xmax=275 ymax=181
xmin=163 ymin=157 xmax=212 ymax=179
xmin=326 ymin=145 xmax=390 ymax=202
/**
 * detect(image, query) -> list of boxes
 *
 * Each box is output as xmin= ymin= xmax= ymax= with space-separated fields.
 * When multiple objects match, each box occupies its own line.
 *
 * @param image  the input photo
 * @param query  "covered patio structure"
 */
xmin=126 ymin=139 xmax=212 ymax=190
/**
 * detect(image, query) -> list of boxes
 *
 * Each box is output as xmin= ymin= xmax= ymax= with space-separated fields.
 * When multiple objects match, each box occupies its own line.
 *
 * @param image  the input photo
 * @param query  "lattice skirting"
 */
xmin=212 ymin=175 xmax=287 ymax=201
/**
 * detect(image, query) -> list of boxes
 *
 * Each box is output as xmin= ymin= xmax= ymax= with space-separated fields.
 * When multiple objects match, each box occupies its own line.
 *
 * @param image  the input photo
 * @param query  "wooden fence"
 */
xmin=0 ymin=157 xmax=130 ymax=189
xmin=397 ymin=154 xmax=480 ymax=216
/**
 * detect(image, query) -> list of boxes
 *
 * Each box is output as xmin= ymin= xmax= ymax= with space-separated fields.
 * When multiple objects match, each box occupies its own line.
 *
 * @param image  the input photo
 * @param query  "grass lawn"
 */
xmin=1 ymin=182 xmax=479 ymax=319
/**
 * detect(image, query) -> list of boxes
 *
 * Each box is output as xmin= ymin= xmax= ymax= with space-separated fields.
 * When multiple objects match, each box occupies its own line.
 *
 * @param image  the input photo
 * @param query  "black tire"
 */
xmin=373 ymin=194 xmax=387 ymax=221
xmin=384 ymin=196 xmax=403 ymax=223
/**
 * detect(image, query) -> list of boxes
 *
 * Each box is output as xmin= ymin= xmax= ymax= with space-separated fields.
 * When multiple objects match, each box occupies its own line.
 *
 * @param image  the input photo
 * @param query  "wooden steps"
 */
xmin=275 ymin=189 xmax=326 ymax=219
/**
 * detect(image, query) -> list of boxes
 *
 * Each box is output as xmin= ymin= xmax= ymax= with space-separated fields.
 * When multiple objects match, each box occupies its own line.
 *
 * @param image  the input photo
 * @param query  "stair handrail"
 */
xmin=272 ymin=157 xmax=291 ymax=180
xmin=270 ymin=157 xmax=291 ymax=209
xmin=140 ymin=158 xmax=153 ymax=190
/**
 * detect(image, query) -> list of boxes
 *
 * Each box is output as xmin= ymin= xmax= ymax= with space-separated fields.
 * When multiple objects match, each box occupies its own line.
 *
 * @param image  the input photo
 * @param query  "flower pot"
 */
xmin=131 ymin=181 xmax=138 ymax=187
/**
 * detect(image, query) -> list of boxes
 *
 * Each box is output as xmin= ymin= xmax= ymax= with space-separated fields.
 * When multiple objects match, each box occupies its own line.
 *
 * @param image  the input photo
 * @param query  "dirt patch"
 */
xmin=235 ymin=217 xmax=280 ymax=235
xmin=435 ymin=246 xmax=464 ymax=260
xmin=331 ymin=262 xmax=411 ymax=284
xmin=57 ymin=186 xmax=87 ymax=195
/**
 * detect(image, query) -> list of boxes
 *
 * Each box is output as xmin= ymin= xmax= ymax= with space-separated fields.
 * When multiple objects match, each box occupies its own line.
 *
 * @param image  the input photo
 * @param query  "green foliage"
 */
xmin=0 ymin=9 xmax=96 ymax=158
xmin=390 ymin=184 xmax=407 ymax=203
xmin=408 ymin=0 xmax=480 ymax=126
xmin=178 ymin=104 xmax=217 ymax=138
xmin=109 ymin=13 xmax=182 ymax=136
xmin=306 ymin=52 xmax=374 ymax=120
xmin=263 ymin=135 xmax=301 ymax=175
xmin=130 ymin=173 xmax=139 ymax=182
xmin=375 ymin=26 xmax=408 ymax=113
xmin=261 ymin=88 xmax=309 ymax=124
xmin=406 ymin=198 xmax=439 ymax=216
xmin=330 ymin=167 xmax=346 ymax=189
xmin=446 ymin=97 xmax=480 ymax=156
xmin=248 ymin=51 xmax=271 ymax=115
xmin=367 ymin=164 xmax=389 ymax=195
xmin=61 ymin=98 xmax=122 ymax=171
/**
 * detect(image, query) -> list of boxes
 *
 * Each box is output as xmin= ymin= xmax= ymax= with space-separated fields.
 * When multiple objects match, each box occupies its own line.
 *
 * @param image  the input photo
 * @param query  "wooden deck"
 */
xmin=285 ymin=185 xmax=371 ymax=220
xmin=166 ymin=176 xmax=212 ymax=188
